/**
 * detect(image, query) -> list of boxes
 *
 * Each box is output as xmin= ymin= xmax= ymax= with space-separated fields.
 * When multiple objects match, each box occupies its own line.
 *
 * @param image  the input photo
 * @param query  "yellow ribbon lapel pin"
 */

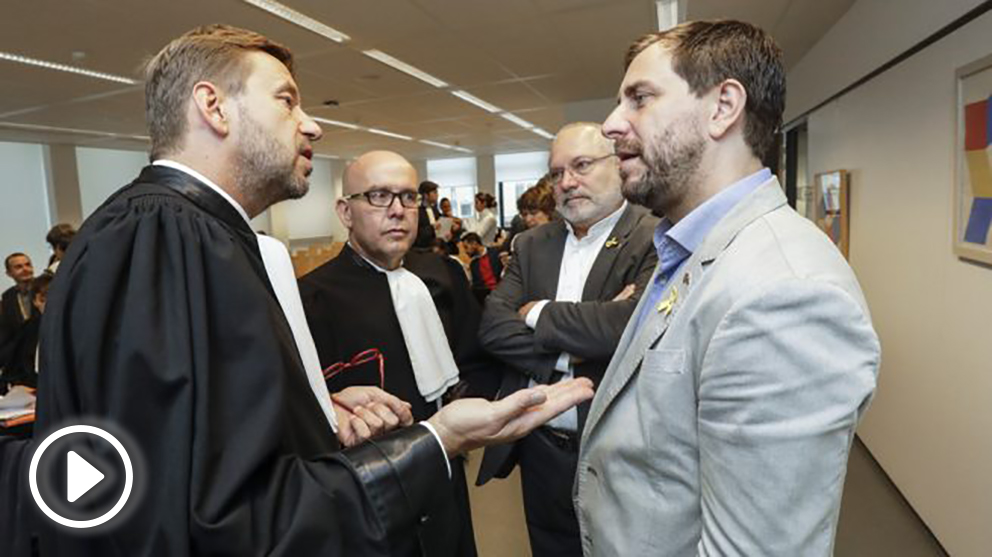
xmin=656 ymin=286 xmax=678 ymax=316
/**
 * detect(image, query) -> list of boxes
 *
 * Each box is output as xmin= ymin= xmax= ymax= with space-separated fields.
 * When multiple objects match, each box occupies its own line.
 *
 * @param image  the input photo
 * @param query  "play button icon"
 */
xmin=30 ymin=424 xmax=135 ymax=529
xmin=67 ymin=450 xmax=105 ymax=503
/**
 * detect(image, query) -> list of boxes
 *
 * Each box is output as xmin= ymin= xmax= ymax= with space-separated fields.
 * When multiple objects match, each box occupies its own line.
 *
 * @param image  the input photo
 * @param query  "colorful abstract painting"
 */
xmin=955 ymin=56 xmax=992 ymax=265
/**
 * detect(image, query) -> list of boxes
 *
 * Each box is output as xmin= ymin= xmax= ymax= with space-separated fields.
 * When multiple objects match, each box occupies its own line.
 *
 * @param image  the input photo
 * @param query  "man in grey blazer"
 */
xmin=478 ymin=123 xmax=658 ymax=556
xmin=574 ymin=20 xmax=881 ymax=556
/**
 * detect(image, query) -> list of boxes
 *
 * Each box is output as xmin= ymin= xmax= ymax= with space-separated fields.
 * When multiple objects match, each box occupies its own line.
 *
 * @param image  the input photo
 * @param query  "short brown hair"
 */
xmin=625 ymin=20 xmax=785 ymax=161
xmin=46 ymin=223 xmax=76 ymax=252
xmin=144 ymin=24 xmax=295 ymax=160
xmin=517 ymin=179 xmax=555 ymax=216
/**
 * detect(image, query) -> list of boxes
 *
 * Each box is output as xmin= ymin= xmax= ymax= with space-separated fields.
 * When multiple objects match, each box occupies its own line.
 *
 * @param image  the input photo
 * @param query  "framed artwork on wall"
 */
xmin=812 ymin=170 xmax=850 ymax=259
xmin=955 ymin=54 xmax=992 ymax=265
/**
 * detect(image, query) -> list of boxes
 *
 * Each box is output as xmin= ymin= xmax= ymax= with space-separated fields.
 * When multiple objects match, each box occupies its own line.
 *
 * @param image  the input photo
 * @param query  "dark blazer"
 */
xmin=415 ymin=204 xmax=441 ymax=248
xmin=476 ymin=203 xmax=658 ymax=484
xmin=0 ymin=287 xmax=37 ymax=370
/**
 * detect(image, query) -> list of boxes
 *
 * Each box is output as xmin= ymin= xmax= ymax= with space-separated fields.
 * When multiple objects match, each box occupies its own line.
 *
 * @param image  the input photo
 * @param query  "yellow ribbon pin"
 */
xmin=604 ymin=237 xmax=620 ymax=249
xmin=656 ymin=286 xmax=678 ymax=316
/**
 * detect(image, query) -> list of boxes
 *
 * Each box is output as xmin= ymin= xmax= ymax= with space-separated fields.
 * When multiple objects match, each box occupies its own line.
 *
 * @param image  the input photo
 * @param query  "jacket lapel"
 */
xmin=582 ymin=178 xmax=788 ymax=437
xmin=534 ymin=222 xmax=568 ymax=299
xmin=582 ymin=204 xmax=642 ymax=301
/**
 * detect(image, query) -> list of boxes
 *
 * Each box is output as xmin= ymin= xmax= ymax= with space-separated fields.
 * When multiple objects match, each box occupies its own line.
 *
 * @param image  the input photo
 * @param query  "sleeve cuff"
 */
xmin=419 ymin=421 xmax=452 ymax=479
xmin=524 ymin=300 xmax=550 ymax=329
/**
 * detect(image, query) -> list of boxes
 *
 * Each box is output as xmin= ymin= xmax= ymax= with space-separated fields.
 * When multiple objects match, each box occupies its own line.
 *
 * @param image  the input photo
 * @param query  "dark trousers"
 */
xmin=518 ymin=428 xmax=582 ymax=557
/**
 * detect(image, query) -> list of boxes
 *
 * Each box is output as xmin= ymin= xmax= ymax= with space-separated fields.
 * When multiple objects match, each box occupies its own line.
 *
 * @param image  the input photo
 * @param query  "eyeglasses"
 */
xmin=548 ymin=153 xmax=618 ymax=185
xmin=344 ymin=189 xmax=420 ymax=208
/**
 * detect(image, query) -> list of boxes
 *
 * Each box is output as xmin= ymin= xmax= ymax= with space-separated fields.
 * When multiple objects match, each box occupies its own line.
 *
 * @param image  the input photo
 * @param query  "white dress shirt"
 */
xmin=524 ymin=202 xmax=627 ymax=430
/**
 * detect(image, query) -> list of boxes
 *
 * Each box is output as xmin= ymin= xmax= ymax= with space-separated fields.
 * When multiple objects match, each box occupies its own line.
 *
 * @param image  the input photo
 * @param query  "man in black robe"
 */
xmin=300 ymin=151 xmax=498 ymax=557
xmin=0 ymin=25 xmax=593 ymax=557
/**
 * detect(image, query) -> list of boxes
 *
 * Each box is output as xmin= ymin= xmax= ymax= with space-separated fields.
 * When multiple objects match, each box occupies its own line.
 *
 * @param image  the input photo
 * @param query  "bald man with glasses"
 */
xmin=476 ymin=123 xmax=659 ymax=556
xmin=299 ymin=150 xmax=499 ymax=557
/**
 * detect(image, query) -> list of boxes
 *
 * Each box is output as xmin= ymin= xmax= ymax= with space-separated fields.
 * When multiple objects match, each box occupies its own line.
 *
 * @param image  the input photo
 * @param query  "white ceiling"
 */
xmin=0 ymin=0 xmax=855 ymax=160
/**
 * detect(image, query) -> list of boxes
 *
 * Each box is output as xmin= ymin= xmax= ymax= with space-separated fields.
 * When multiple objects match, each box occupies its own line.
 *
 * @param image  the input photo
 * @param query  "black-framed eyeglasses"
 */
xmin=548 ymin=153 xmax=618 ymax=185
xmin=344 ymin=189 xmax=421 ymax=208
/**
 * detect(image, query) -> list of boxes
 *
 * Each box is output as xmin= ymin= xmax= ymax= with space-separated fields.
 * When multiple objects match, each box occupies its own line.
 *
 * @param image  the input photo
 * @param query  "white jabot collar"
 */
xmin=349 ymin=243 xmax=460 ymax=403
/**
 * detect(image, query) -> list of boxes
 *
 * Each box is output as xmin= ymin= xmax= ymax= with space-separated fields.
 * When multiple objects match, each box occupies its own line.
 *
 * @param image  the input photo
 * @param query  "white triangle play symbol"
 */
xmin=66 ymin=450 xmax=105 ymax=503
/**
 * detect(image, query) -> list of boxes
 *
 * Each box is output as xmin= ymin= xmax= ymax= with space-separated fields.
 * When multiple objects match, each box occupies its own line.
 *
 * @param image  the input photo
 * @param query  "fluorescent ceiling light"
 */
xmin=500 ymin=112 xmax=535 ymax=129
xmin=313 ymin=117 xmax=360 ymax=130
xmin=420 ymin=139 xmax=473 ymax=153
xmin=363 ymin=50 xmax=448 ymax=88
xmin=242 ymin=0 xmax=350 ymax=43
xmin=451 ymin=90 xmax=501 ymax=113
xmin=0 ymin=51 xmax=138 ymax=85
xmin=531 ymin=128 xmax=554 ymax=140
xmin=656 ymin=0 xmax=683 ymax=31
xmin=367 ymin=128 xmax=413 ymax=141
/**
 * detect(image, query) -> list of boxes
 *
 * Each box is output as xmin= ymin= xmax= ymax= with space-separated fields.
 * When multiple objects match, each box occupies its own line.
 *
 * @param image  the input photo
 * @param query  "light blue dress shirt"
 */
xmin=634 ymin=168 xmax=772 ymax=330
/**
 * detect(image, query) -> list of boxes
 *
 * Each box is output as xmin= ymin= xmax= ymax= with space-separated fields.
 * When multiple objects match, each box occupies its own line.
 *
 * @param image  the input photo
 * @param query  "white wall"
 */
xmin=786 ymin=0 xmax=986 ymax=122
xmin=271 ymin=157 xmax=342 ymax=242
xmin=75 ymin=147 xmax=149 ymax=217
xmin=794 ymin=2 xmax=992 ymax=554
xmin=0 ymin=142 xmax=51 ymax=288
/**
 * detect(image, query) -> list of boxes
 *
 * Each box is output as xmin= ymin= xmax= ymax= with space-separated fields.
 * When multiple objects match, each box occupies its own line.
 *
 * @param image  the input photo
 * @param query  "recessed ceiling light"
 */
xmin=367 ymin=128 xmax=413 ymax=141
xmin=450 ymin=90 xmax=501 ymax=113
xmin=656 ymin=0 xmax=683 ymax=31
xmin=241 ymin=0 xmax=350 ymax=43
xmin=531 ymin=128 xmax=554 ymax=140
xmin=362 ymin=50 xmax=448 ymax=88
xmin=420 ymin=139 xmax=474 ymax=153
xmin=500 ymin=113 xmax=535 ymax=129
xmin=0 ymin=51 xmax=138 ymax=85
xmin=312 ymin=117 xmax=360 ymax=130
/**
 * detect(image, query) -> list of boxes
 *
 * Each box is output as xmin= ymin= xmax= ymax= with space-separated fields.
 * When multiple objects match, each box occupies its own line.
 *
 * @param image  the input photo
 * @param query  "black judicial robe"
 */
xmin=6 ymin=165 xmax=453 ymax=556
xmin=299 ymin=245 xmax=498 ymax=421
xmin=299 ymin=246 xmax=500 ymax=557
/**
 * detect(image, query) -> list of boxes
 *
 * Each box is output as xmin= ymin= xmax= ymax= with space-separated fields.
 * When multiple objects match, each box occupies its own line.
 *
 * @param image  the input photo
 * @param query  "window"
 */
xmin=427 ymin=157 xmax=477 ymax=218
xmin=494 ymin=151 xmax=549 ymax=228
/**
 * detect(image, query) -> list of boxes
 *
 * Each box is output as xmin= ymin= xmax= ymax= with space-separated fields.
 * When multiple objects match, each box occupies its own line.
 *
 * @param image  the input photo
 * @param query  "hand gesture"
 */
xmin=427 ymin=378 xmax=594 ymax=456
xmin=332 ymin=386 xmax=414 ymax=447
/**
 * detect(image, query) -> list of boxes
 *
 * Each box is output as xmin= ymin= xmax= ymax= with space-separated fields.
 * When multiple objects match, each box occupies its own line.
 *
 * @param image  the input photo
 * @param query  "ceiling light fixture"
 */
xmin=531 ymin=128 xmax=554 ymax=140
xmin=655 ymin=0 xmax=684 ymax=31
xmin=450 ymin=90 xmax=501 ymax=113
xmin=367 ymin=128 xmax=413 ymax=141
xmin=420 ymin=139 xmax=473 ymax=153
xmin=362 ymin=50 xmax=448 ymax=88
xmin=241 ymin=0 xmax=350 ymax=43
xmin=312 ymin=117 xmax=360 ymax=130
xmin=500 ymin=112 xmax=535 ymax=129
xmin=0 ymin=51 xmax=138 ymax=85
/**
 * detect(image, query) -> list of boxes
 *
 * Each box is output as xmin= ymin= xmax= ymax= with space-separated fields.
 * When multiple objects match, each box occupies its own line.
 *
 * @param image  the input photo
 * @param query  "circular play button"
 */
xmin=29 ymin=424 xmax=134 ymax=529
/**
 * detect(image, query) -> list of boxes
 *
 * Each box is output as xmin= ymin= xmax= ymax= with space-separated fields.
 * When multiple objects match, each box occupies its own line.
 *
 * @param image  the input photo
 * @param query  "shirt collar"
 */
xmin=152 ymin=160 xmax=252 ymax=226
xmin=564 ymin=201 xmax=627 ymax=241
xmin=655 ymin=167 xmax=771 ymax=256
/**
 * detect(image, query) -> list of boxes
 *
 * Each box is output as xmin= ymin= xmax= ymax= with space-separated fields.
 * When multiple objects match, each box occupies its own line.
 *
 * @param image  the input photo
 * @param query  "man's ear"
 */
xmin=707 ymin=78 xmax=747 ymax=141
xmin=190 ymin=81 xmax=230 ymax=137
xmin=336 ymin=199 xmax=352 ymax=230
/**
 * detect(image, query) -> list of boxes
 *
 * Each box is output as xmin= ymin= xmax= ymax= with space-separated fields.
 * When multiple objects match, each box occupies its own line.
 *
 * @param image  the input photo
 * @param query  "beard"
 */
xmin=618 ymin=113 xmax=705 ymax=216
xmin=233 ymin=105 xmax=309 ymax=211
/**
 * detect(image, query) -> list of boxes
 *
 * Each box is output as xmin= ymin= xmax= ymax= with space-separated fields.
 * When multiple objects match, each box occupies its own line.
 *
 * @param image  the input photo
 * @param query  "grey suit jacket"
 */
xmin=575 ymin=179 xmax=880 ymax=556
xmin=476 ymin=203 xmax=658 ymax=484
